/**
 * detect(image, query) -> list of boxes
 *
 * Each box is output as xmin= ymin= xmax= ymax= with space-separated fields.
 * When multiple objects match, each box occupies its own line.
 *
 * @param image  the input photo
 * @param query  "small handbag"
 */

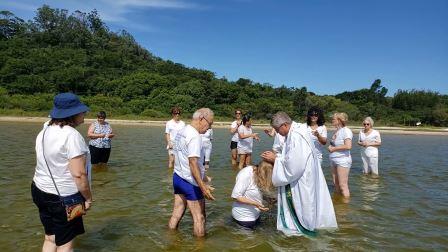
xmin=42 ymin=127 xmax=86 ymax=221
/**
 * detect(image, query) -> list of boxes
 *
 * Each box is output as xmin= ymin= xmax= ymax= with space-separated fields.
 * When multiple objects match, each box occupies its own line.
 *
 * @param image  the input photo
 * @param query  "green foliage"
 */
xmin=0 ymin=6 xmax=446 ymax=126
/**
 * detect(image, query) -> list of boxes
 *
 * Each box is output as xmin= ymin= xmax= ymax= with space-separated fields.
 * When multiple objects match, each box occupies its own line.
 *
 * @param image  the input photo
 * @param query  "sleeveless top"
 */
xmin=89 ymin=121 xmax=112 ymax=148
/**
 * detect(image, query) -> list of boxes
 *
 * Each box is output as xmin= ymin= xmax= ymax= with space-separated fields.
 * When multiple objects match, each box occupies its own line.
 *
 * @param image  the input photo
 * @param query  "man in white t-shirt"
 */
xmin=168 ymin=108 xmax=215 ymax=237
xmin=229 ymin=109 xmax=242 ymax=168
xmin=165 ymin=107 xmax=185 ymax=169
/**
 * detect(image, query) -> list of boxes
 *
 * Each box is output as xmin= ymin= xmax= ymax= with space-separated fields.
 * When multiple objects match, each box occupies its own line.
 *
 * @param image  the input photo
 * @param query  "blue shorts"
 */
xmin=173 ymin=173 xmax=204 ymax=201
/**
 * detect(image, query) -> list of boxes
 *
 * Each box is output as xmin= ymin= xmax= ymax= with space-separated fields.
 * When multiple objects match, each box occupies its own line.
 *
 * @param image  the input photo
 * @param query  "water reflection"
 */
xmin=359 ymin=176 xmax=381 ymax=211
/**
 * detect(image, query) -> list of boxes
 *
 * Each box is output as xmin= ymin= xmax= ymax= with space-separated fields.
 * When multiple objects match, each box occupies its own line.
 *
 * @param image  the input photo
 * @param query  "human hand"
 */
xmin=84 ymin=200 xmax=92 ymax=211
xmin=107 ymin=133 xmax=115 ymax=138
xmin=256 ymin=204 xmax=269 ymax=211
xmin=168 ymin=142 xmax=173 ymax=149
xmin=312 ymin=130 xmax=319 ymax=137
xmin=261 ymin=151 xmax=276 ymax=163
xmin=253 ymin=133 xmax=260 ymax=141
xmin=328 ymin=146 xmax=335 ymax=153
xmin=202 ymin=185 xmax=215 ymax=201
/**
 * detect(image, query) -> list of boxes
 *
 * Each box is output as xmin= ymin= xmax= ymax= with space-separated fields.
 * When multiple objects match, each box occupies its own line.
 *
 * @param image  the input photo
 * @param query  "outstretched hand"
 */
xmin=261 ymin=151 xmax=276 ymax=164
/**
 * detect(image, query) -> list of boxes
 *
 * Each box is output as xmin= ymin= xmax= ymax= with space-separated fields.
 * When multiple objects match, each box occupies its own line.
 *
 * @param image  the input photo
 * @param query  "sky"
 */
xmin=1 ymin=0 xmax=447 ymax=96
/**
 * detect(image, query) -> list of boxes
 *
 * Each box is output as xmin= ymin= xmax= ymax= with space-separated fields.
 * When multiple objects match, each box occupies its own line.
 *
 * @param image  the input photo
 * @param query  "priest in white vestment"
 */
xmin=261 ymin=112 xmax=337 ymax=236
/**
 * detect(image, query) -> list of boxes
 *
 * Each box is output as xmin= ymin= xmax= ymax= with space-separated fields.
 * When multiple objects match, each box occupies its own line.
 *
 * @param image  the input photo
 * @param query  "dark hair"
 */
xmin=306 ymin=106 xmax=325 ymax=126
xmin=48 ymin=115 xmax=78 ymax=128
xmin=171 ymin=106 xmax=181 ymax=114
xmin=242 ymin=114 xmax=252 ymax=125
xmin=97 ymin=111 xmax=106 ymax=118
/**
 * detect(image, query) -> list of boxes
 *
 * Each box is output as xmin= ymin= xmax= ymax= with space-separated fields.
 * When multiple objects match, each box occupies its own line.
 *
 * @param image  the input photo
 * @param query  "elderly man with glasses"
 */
xmin=261 ymin=112 xmax=337 ymax=236
xmin=168 ymin=108 xmax=215 ymax=237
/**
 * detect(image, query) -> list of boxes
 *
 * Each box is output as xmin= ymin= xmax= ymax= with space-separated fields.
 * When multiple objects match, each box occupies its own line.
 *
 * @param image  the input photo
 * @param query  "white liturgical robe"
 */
xmin=273 ymin=122 xmax=337 ymax=236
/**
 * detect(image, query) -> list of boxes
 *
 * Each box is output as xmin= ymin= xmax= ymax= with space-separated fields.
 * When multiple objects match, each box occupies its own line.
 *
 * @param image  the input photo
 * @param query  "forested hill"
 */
xmin=1 ymin=5 xmax=447 ymax=126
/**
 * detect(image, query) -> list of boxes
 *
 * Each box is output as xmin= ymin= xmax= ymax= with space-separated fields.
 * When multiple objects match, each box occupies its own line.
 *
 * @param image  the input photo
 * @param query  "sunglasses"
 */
xmin=309 ymin=113 xmax=318 ymax=117
xmin=173 ymin=112 xmax=181 ymax=115
xmin=235 ymin=112 xmax=241 ymax=115
xmin=363 ymin=123 xmax=370 ymax=126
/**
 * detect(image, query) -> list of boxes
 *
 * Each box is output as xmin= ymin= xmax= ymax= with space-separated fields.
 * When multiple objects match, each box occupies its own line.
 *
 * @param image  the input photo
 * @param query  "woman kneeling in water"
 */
xmin=231 ymin=161 xmax=274 ymax=229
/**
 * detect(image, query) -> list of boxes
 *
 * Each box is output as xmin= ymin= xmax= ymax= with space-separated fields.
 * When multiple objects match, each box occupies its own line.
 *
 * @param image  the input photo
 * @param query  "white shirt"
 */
xmin=230 ymin=120 xmax=240 ymax=142
xmin=165 ymin=119 xmax=185 ymax=144
xmin=358 ymin=129 xmax=381 ymax=157
xmin=201 ymin=129 xmax=213 ymax=147
xmin=33 ymin=125 xmax=91 ymax=196
xmin=231 ymin=166 xmax=262 ymax=222
xmin=309 ymin=125 xmax=327 ymax=159
xmin=272 ymin=133 xmax=285 ymax=154
xmin=329 ymin=127 xmax=353 ymax=159
xmin=237 ymin=125 xmax=254 ymax=153
xmin=173 ymin=125 xmax=204 ymax=186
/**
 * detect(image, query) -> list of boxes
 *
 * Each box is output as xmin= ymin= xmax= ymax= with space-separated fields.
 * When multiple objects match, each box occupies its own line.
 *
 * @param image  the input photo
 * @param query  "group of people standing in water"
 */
xmin=31 ymin=92 xmax=382 ymax=251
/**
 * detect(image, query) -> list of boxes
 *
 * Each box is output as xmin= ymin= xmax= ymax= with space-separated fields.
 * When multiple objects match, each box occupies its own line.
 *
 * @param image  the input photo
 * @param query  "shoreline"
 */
xmin=1 ymin=116 xmax=448 ymax=136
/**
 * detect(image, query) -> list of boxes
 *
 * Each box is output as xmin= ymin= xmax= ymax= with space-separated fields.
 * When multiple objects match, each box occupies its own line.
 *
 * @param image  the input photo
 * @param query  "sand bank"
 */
xmin=1 ymin=116 xmax=447 ymax=136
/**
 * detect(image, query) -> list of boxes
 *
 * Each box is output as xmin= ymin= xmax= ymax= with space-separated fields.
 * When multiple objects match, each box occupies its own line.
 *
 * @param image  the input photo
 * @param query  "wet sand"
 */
xmin=1 ymin=116 xmax=447 ymax=135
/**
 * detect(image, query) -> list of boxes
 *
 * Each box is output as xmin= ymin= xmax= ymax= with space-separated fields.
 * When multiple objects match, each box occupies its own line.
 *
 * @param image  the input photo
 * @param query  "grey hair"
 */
xmin=192 ymin=108 xmax=214 ymax=120
xmin=271 ymin=112 xmax=292 ymax=128
xmin=363 ymin=116 xmax=374 ymax=127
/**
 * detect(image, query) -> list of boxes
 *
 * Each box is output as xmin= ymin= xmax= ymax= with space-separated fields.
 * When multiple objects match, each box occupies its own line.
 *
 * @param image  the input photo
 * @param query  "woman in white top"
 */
xmin=237 ymin=114 xmax=259 ymax=169
xmin=201 ymin=128 xmax=213 ymax=170
xmin=230 ymin=109 xmax=242 ymax=168
xmin=31 ymin=93 xmax=93 ymax=251
xmin=165 ymin=106 xmax=185 ymax=169
xmin=231 ymin=161 xmax=274 ymax=229
xmin=306 ymin=107 xmax=327 ymax=166
xmin=328 ymin=112 xmax=353 ymax=198
xmin=358 ymin=117 xmax=382 ymax=176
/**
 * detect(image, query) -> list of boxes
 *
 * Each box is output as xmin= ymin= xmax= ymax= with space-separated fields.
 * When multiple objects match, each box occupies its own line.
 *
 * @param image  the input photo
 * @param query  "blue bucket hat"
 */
xmin=50 ymin=93 xmax=89 ymax=119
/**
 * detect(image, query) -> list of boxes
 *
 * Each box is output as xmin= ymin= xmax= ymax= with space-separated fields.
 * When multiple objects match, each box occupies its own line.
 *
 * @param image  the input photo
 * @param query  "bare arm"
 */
xmin=165 ymin=133 xmax=172 ymax=148
xmin=69 ymin=155 xmax=92 ymax=209
xmin=87 ymin=123 xmax=106 ymax=139
xmin=328 ymin=139 xmax=352 ymax=152
xmin=313 ymin=131 xmax=327 ymax=145
xmin=107 ymin=127 xmax=115 ymax=138
xmin=233 ymin=196 xmax=268 ymax=211
xmin=189 ymin=157 xmax=215 ymax=200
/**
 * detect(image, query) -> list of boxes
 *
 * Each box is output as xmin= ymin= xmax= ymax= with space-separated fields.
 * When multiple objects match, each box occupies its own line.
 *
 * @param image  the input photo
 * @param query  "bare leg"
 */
xmin=331 ymin=165 xmax=340 ymax=194
xmin=187 ymin=199 xmax=206 ymax=237
xmin=337 ymin=166 xmax=350 ymax=198
xmin=42 ymin=235 xmax=56 ymax=252
xmin=238 ymin=154 xmax=246 ymax=169
xmin=57 ymin=240 xmax=74 ymax=252
xmin=231 ymin=149 xmax=238 ymax=167
xmin=168 ymin=154 xmax=175 ymax=169
xmin=168 ymin=194 xmax=187 ymax=230
xmin=245 ymin=154 xmax=252 ymax=166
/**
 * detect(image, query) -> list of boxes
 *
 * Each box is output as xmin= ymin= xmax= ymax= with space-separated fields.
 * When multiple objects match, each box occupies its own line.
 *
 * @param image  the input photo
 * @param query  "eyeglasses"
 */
xmin=97 ymin=117 xmax=105 ymax=119
xmin=235 ymin=112 xmax=241 ymax=115
xmin=309 ymin=113 xmax=318 ymax=117
xmin=202 ymin=116 xmax=213 ymax=128
xmin=173 ymin=112 xmax=180 ymax=115
xmin=363 ymin=123 xmax=370 ymax=126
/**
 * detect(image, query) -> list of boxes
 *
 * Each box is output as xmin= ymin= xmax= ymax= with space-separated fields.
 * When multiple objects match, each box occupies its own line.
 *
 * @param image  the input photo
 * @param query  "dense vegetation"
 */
xmin=1 ymin=6 xmax=447 ymax=126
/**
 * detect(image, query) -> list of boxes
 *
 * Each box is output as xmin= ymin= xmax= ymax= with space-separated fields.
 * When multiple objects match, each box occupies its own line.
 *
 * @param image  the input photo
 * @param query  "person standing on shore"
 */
xmin=238 ymin=114 xmax=260 ymax=169
xmin=230 ymin=109 xmax=242 ymax=168
xmin=168 ymin=108 xmax=215 ymax=237
xmin=31 ymin=93 xmax=93 ymax=251
xmin=165 ymin=107 xmax=185 ymax=169
xmin=328 ymin=112 xmax=353 ymax=198
xmin=306 ymin=107 xmax=327 ymax=167
xmin=87 ymin=111 xmax=115 ymax=169
xmin=358 ymin=117 xmax=381 ymax=176
xmin=261 ymin=112 xmax=337 ymax=235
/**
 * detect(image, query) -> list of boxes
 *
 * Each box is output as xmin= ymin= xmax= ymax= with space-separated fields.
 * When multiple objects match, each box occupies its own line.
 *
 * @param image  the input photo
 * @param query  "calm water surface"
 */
xmin=0 ymin=122 xmax=447 ymax=251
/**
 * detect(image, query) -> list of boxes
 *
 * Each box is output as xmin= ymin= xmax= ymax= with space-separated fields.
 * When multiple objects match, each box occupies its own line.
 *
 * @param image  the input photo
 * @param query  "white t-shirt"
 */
xmin=231 ymin=166 xmax=263 ymax=222
xmin=165 ymin=119 xmax=185 ymax=144
xmin=230 ymin=120 xmax=241 ymax=142
xmin=33 ymin=125 xmax=91 ymax=196
xmin=272 ymin=133 xmax=285 ymax=154
xmin=358 ymin=129 xmax=381 ymax=157
xmin=237 ymin=125 xmax=254 ymax=153
xmin=201 ymin=129 xmax=213 ymax=147
xmin=329 ymin=127 xmax=353 ymax=159
xmin=309 ymin=125 xmax=328 ymax=159
xmin=173 ymin=125 xmax=204 ymax=186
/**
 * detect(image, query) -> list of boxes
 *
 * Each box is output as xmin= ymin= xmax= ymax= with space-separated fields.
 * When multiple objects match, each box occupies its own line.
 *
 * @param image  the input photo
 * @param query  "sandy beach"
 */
xmin=1 ymin=116 xmax=447 ymax=136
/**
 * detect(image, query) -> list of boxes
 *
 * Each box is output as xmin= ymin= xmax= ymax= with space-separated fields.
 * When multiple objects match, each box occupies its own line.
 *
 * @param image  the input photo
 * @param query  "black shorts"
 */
xmin=233 ymin=217 xmax=260 ymax=230
xmin=230 ymin=141 xmax=238 ymax=150
xmin=89 ymin=145 xmax=111 ymax=164
xmin=31 ymin=182 xmax=85 ymax=246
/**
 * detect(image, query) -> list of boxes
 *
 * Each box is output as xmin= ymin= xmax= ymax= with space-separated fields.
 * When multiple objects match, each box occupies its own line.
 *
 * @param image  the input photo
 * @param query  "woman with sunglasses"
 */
xmin=358 ymin=117 xmax=381 ymax=176
xmin=306 ymin=107 xmax=327 ymax=166
xmin=328 ymin=112 xmax=353 ymax=198
xmin=165 ymin=107 xmax=185 ymax=169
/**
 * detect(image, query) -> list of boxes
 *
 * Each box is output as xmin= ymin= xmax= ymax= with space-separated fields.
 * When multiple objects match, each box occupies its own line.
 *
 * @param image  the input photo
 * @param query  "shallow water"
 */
xmin=0 ymin=121 xmax=447 ymax=251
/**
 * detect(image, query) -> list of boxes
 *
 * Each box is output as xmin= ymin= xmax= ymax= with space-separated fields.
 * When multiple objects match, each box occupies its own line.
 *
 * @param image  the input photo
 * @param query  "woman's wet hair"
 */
xmin=242 ymin=114 xmax=252 ymax=125
xmin=253 ymin=161 xmax=274 ymax=193
xmin=306 ymin=106 xmax=325 ymax=126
